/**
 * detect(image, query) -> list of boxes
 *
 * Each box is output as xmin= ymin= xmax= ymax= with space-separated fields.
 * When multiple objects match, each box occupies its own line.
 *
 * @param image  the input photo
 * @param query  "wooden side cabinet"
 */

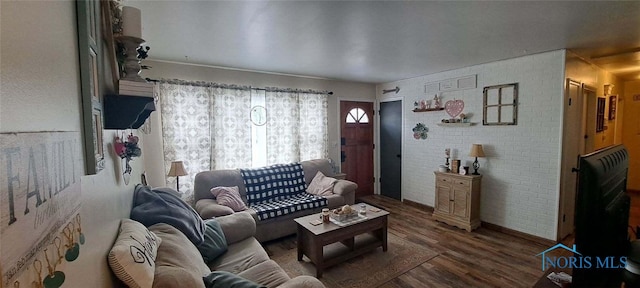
xmin=433 ymin=172 xmax=482 ymax=232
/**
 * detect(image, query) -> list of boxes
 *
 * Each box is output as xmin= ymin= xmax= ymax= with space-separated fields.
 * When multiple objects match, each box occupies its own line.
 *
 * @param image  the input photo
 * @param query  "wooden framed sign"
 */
xmin=0 ymin=132 xmax=83 ymax=287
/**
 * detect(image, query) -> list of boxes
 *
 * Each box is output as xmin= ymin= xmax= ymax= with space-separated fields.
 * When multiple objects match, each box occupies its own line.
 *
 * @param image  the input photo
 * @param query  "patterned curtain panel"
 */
xmin=158 ymin=82 xmax=212 ymax=194
xmin=159 ymin=80 xmax=329 ymax=195
xmin=211 ymin=87 xmax=253 ymax=169
xmin=265 ymin=91 xmax=329 ymax=164
xmin=299 ymin=92 xmax=329 ymax=161
xmin=265 ymin=91 xmax=299 ymax=165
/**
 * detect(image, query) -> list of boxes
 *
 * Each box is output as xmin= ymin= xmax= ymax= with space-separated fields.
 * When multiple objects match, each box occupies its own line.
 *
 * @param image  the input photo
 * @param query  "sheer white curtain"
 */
xmin=159 ymin=80 xmax=329 ymax=194
xmin=211 ymin=87 xmax=252 ymax=169
xmin=159 ymin=82 xmax=212 ymax=193
xmin=159 ymin=82 xmax=253 ymax=194
xmin=298 ymin=92 xmax=329 ymax=160
xmin=266 ymin=91 xmax=299 ymax=164
xmin=265 ymin=90 xmax=328 ymax=164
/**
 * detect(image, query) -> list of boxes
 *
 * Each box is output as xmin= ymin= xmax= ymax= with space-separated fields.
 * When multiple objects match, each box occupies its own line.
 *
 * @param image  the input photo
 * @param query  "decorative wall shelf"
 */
xmin=104 ymin=94 xmax=155 ymax=129
xmin=412 ymin=108 xmax=444 ymax=112
xmin=436 ymin=123 xmax=476 ymax=127
xmin=103 ymin=80 xmax=156 ymax=129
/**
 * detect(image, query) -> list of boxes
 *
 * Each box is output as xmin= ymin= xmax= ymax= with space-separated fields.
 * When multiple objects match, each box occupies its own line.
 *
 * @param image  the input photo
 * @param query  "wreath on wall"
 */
xmin=412 ymin=123 xmax=428 ymax=140
xmin=114 ymin=133 xmax=141 ymax=160
xmin=114 ymin=133 xmax=141 ymax=185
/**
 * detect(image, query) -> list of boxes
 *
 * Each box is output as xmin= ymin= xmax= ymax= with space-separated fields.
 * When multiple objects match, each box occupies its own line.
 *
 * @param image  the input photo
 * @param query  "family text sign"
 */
xmin=0 ymin=132 xmax=82 ymax=287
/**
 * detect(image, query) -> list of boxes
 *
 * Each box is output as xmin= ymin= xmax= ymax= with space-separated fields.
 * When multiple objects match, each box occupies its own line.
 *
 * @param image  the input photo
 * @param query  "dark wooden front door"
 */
xmin=340 ymin=101 xmax=374 ymax=198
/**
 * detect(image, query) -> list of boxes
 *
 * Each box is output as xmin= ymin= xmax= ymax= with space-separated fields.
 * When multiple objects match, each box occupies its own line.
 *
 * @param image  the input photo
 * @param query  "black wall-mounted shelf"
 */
xmin=103 ymin=94 xmax=155 ymax=129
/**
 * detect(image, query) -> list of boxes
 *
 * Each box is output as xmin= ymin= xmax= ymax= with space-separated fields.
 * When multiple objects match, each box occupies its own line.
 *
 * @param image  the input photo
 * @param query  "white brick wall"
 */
xmin=378 ymin=50 xmax=565 ymax=240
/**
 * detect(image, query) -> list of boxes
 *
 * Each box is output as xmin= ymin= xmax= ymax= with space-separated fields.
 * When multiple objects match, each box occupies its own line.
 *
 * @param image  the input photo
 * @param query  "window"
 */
xmin=346 ymin=108 xmax=369 ymax=124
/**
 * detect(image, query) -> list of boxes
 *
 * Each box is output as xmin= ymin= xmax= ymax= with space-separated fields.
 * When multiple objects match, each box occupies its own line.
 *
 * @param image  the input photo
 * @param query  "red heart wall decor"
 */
xmin=445 ymin=100 xmax=464 ymax=118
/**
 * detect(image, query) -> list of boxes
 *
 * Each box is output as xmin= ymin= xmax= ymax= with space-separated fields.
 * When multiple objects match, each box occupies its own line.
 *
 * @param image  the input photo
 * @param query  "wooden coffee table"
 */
xmin=294 ymin=203 xmax=389 ymax=278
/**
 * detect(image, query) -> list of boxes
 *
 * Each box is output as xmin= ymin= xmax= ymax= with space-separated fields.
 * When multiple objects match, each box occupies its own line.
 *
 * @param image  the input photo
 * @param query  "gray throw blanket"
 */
xmin=131 ymin=184 xmax=205 ymax=245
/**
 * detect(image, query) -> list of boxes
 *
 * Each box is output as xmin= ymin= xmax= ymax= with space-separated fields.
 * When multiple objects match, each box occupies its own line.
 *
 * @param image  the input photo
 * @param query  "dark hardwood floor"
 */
xmin=265 ymin=192 xmax=640 ymax=287
xmin=265 ymin=195 xmax=555 ymax=287
xmin=361 ymin=195 xmax=550 ymax=287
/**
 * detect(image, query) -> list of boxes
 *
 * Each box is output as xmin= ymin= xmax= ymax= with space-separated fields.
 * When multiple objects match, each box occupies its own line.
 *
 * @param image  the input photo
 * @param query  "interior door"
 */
xmin=558 ymin=79 xmax=587 ymax=239
xmin=380 ymin=100 xmax=402 ymax=200
xmin=341 ymin=101 xmax=374 ymax=198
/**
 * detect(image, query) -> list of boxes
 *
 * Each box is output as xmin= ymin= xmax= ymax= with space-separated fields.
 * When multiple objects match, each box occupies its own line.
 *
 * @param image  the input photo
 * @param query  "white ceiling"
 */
xmin=127 ymin=1 xmax=640 ymax=84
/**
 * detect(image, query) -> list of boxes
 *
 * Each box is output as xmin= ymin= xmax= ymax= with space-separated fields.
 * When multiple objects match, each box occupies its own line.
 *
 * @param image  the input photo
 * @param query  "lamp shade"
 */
xmin=469 ymin=144 xmax=485 ymax=158
xmin=121 ymin=6 xmax=142 ymax=38
xmin=167 ymin=161 xmax=188 ymax=177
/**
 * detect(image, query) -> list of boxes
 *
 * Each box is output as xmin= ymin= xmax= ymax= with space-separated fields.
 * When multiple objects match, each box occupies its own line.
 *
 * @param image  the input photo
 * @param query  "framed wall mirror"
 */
xmin=483 ymin=83 xmax=518 ymax=126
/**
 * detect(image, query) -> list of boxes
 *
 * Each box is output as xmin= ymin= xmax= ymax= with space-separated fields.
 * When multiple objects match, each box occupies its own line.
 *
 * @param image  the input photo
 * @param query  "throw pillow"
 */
xmin=197 ymin=218 xmax=228 ymax=264
xmin=108 ymin=219 xmax=162 ymax=288
xmin=150 ymin=223 xmax=211 ymax=288
xmin=307 ymin=171 xmax=337 ymax=196
xmin=210 ymin=186 xmax=247 ymax=212
xmin=203 ymin=271 xmax=265 ymax=288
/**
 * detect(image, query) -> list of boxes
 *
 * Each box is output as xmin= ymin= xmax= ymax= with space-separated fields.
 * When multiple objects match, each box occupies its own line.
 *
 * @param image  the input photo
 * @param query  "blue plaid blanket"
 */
xmin=240 ymin=163 xmax=327 ymax=221
xmin=241 ymin=163 xmax=307 ymax=205
xmin=249 ymin=193 xmax=327 ymax=221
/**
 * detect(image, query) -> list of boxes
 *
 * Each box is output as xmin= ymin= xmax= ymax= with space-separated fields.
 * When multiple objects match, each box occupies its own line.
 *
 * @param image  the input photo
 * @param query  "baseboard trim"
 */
xmin=401 ymin=199 xmax=556 ymax=246
xmin=402 ymin=199 xmax=434 ymax=213
xmin=481 ymin=221 xmax=556 ymax=246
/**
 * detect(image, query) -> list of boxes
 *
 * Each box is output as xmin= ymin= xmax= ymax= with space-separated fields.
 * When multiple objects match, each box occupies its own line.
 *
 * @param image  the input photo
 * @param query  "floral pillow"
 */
xmin=210 ymin=186 xmax=247 ymax=212
xmin=307 ymin=171 xmax=337 ymax=196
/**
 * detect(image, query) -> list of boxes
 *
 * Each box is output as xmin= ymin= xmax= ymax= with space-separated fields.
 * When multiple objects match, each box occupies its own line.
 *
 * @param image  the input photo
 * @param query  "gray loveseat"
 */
xmin=193 ymin=159 xmax=357 ymax=242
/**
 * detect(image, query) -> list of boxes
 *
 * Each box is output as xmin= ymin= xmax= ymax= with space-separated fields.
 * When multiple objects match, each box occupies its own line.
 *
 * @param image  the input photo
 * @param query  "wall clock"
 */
xmin=250 ymin=106 xmax=267 ymax=126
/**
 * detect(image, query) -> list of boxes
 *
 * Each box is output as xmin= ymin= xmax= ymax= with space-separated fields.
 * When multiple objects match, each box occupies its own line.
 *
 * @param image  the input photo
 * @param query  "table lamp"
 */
xmin=167 ymin=161 xmax=188 ymax=192
xmin=117 ymin=6 xmax=146 ymax=82
xmin=469 ymin=144 xmax=485 ymax=175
